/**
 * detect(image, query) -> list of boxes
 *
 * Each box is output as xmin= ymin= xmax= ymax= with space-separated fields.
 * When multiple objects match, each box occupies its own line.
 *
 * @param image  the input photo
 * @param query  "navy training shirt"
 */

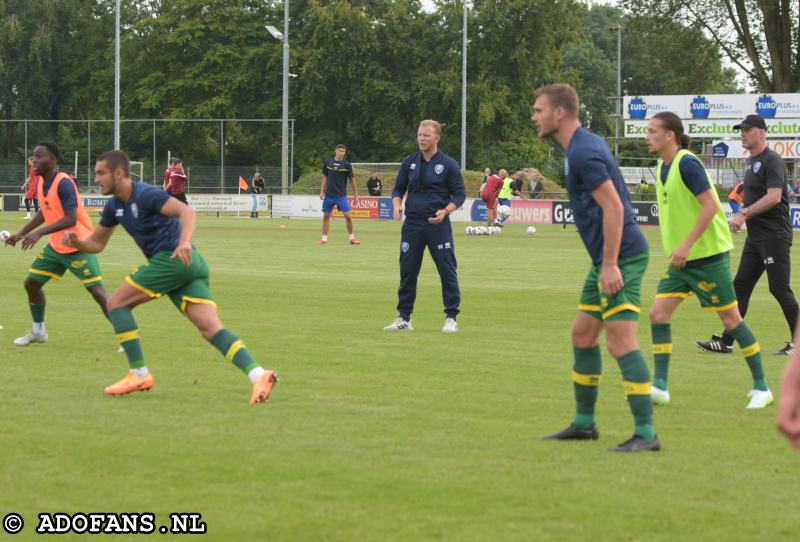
xmin=323 ymin=158 xmax=353 ymax=198
xmin=99 ymin=183 xmax=181 ymax=259
xmin=659 ymin=153 xmax=711 ymax=195
xmin=391 ymin=150 xmax=466 ymax=222
xmin=565 ymin=128 xmax=648 ymax=265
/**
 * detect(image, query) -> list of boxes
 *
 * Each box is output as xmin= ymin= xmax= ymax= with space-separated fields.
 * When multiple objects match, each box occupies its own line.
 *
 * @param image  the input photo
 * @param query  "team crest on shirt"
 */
xmin=115 ymin=208 xmax=124 ymax=217
xmin=410 ymin=163 xmax=416 ymax=170
xmin=131 ymin=203 xmax=139 ymax=218
xmin=401 ymin=242 xmax=409 ymax=253
xmin=435 ymin=164 xmax=444 ymax=175
xmin=753 ymin=162 xmax=761 ymax=173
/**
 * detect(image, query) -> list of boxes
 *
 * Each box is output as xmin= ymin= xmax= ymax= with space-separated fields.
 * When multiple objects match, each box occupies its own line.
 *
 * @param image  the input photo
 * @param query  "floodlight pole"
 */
xmin=460 ymin=0 xmax=467 ymax=170
xmin=114 ymin=0 xmax=121 ymax=149
xmin=281 ymin=0 xmax=290 ymax=195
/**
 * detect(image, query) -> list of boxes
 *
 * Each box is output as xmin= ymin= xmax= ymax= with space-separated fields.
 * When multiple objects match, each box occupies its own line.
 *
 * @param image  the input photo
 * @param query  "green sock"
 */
xmin=729 ymin=321 xmax=768 ymax=391
xmin=572 ymin=346 xmax=602 ymax=429
xmin=651 ymin=323 xmax=672 ymax=391
xmin=108 ymin=307 xmax=145 ymax=370
xmin=30 ymin=303 xmax=45 ymax=323
xmin=617 ymin=350 xmax=656 ymax=441
xmin=210 ymin=329 xmax=259 ymax=375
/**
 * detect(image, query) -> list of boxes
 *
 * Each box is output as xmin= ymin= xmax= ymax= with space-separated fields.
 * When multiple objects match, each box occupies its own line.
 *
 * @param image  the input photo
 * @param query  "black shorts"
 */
xmin=171 ymin=192 xmax=188 ymax=204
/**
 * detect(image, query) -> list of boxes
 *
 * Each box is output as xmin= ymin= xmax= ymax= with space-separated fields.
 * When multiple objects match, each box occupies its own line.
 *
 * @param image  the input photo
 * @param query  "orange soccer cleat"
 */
xmin=317 ymin=239 xmax=328 ymax=245
xmin=104 ymin=372 xmax=155 ymax=396
xmin=350 ymin=238 xmax=361 ymax=245
xmin=250 ymin=370 xmax=278 ymax=404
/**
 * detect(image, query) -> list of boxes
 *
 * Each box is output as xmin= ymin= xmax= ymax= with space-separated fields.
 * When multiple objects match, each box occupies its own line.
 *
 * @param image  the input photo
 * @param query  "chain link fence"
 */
xmin=0 ymin=119 xmax=294 ymax=194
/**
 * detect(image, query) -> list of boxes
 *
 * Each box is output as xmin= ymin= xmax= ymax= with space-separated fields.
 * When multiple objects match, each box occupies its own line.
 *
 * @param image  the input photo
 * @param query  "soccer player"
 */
xmin=164 ymin=157 xmax=189 ymax=204
xmin=384 ymin=119 xmax=465 ymax=333
xmin=480 ymin=170 xmax=504 ymax=227
xmin=21 ymin=156 xmax=40 ymax=220
xmin=64 ymin=149 xmax=277 ymax=404
xmin=4 ymin=142 xmax=108 ymax=345
xmin=497 ymin=171 xmax=515 ymax=224
xmin=532 ymin=84 xmax=659 ymax=452
xmin=696 ymin=114 xmax=799 ymax=356
xmin=645 ymin=112 xmax=772 ymax=409
xmin=319 ymin=144 xmax=360 ymax=245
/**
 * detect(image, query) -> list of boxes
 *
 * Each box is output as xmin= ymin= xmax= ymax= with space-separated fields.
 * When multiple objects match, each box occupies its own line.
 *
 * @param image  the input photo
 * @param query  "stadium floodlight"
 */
xmin=266 ymin=25 xmax=283 ymax=41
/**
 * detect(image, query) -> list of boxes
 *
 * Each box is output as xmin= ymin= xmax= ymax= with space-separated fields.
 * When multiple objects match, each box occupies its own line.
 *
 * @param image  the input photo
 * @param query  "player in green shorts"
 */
xmin=4 ymin=141 xmax=108 ymax=346
xmin=65 ymin=149 xmax=277 ymax=404
xmin=645 ymin=112 xmax=772 ymax=409
xmin=533 ymin=84 xmax=659 ymax=452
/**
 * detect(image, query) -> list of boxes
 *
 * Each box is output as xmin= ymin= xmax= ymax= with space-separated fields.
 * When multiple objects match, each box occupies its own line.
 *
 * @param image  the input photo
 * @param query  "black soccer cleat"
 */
xmin=543 ymin=424 xmax=599 ymax=441
xmin=696 ymin=335 xmax=733 ymax=354
xmin=608 ymin=435 xmax=661 ymax=452
xmin=774 ymin=342 xmax=794 ymax=356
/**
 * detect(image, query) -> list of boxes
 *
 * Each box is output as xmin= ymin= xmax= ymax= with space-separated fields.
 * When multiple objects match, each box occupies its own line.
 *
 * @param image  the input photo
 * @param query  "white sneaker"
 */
xmin=118 ymin=346 xmax=125 ymax=353
xmin=442 ymin=318 xmax=458 ymax=333
xmin=651 ymin=386 xmax=670 ymax=406
xmin=383 ymin=318 xmax=413 ymax=331
xmin=746 ymin=389 xmax=774 ymax=409
xmin=14 ymin=330 xmax=48 ymax=346
xmin=23 ymin=213 xmax=31 ymax=220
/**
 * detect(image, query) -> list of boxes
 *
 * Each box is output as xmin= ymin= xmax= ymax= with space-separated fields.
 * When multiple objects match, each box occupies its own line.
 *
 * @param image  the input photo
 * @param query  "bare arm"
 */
xmin=777 ymin=325 xmax=800 ymax=449
xmin=670 ymin=189 xmax=719 ymax=269
xmin=63 ymin=224 xmax=115 ymax=254
xmin=591 ymin=180 xmax=624 ymax=295
xmin=320 ymin=175 xmax=328 ymax=200
xmin=19 ymin=208 xmax=78 ymax=250
xmin=730 ymin=187 xmax=783 ymax=232
xmin=160 ymin=197 xmax=196 ymax=265
xmin=351 ymin=176 xmax=358 ymax=197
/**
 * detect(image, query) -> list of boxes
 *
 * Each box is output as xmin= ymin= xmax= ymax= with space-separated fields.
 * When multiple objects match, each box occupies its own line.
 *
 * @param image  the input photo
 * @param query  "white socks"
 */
xmin=321 ymin=235 xmax=328 ymax=242
xmin=349 ymin=233 xmax=355 ymax=240
xmin=131 ymin=367 xmax=149 ymax=378
xmin=247 ymin=367 xmax=266 ymax=383
xmin=32 ymin=322 xmax=46 ymax=335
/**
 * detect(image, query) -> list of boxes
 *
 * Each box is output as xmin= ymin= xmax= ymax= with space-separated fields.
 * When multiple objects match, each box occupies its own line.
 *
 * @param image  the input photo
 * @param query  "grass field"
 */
xmin=1 ymin=213 xmax=798 ymax=541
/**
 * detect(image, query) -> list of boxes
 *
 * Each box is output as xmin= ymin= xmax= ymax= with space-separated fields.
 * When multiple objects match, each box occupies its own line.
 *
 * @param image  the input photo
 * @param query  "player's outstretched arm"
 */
xmin=320 ymin=176 xmax=328 ymax=200
xmin=161 ymin=197 xmax=195 ymax=265
xmin=591 ymin=180 xmax=624 ymax=296
xmin=19 ymin=209 xmax=77 ymax=250
xmin=63 ymin=224 xmax=115 ymax=254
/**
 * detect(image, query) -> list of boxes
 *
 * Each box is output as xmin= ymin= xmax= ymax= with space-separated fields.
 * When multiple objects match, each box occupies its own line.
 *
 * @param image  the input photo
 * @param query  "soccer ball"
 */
xmin=0 ymin=230 xmax=10 ymax=242
xmin=493 ymin=226 xmax=502 ymax=235
xmin=498 ymin=205 xmax=512 ymax=219
xmin=478 ymin=227 xmax=487 ymax=235
xmin=465 ymin=226 xmax=472 ymax=235
xmin=527 ymin=226 xmax=537 ymax=236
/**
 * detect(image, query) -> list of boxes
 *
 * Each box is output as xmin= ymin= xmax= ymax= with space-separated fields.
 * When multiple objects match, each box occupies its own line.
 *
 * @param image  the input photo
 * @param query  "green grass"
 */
xmin=1 ymin=213 xmax=798 ymax=541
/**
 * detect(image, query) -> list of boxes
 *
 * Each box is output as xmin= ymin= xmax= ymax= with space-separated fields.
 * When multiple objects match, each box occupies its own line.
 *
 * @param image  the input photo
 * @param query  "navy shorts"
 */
xmin=322 ymin=196 xmax=350 ymax=213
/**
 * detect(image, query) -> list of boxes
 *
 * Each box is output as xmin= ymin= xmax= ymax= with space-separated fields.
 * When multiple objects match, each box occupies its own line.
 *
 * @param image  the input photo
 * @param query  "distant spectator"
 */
xmin=510 ymin=171 xmax=524 ymax=198
xmin=21 ymin=155 xmax=40 ymax=220
xmin=791 ymin=179 xmax=800 ymax=203
xmin=251 ymin=172 xmax=265 ymax=218
xmin=366 ymin=172 xmax=383 ymax=196
xmin=164 ymin=157 xmax=189 ymax=204
xmin=728 ymin=181 xmax=744 ymax=213
xmin=528 ymin=175 xmax=543 ymax=199
xmin=638 ymin=176 xmax=648 ymax=193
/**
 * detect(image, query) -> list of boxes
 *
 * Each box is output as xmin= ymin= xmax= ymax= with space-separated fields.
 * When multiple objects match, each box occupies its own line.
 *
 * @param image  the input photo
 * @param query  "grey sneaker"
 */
xmin=14 ymin=330 xmax=48 ymax=346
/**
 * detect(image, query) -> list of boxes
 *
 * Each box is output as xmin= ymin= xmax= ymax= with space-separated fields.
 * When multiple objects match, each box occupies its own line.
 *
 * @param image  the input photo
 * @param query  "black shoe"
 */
xmin=774 ymin=342 xmax=794 ymax=356
xmin=696 ymin=338 xmax=733 ymax=353
xmin=543 ymin=424 xmax=599 ymax=441
xmin=608 ymin=435 xmax=661 ymax=452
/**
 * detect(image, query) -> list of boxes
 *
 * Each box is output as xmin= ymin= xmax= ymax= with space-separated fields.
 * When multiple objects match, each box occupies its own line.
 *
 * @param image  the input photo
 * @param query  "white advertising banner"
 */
xmin=711 ymin=139 xmax=800 ymax=159
xmin=625 ymin=118 xmax=800 ymax=139
xmin=624 ymin=94 xmax=800 ymax=120
xmin=271 ymin=195 xmax=322 ymax=218
xmin=187 ymin=194 xmax=268 ymax=212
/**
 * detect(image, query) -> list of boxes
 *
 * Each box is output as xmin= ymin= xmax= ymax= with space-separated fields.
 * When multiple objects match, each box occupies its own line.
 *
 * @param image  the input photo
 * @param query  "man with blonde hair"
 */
xmin=384 ymin=120 xmax=466 ymax=333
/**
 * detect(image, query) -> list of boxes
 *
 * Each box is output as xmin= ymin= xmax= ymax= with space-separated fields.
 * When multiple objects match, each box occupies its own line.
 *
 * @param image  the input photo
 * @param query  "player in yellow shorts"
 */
xmin=645 ymin=112 xmax=771 ymax=409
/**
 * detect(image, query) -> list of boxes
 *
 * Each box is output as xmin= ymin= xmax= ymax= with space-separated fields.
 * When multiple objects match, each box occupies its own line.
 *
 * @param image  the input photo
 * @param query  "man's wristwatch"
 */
xmin=739 ymin=207 xmax=751 ymax=219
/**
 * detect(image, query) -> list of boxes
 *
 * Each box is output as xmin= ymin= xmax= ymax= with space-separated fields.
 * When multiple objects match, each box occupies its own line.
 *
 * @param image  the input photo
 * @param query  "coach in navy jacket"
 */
xmin=384 ymin=119 xmax=466 ymax=333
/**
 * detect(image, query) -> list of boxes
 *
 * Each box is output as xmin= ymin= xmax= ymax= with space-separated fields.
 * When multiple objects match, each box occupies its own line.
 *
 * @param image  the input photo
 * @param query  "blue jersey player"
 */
xmin=384 ymin=120 xmax=466 ymax=333
xmin=319 ymin=144 xmax=360 ymax=245
xmin=64 ymin=149 xmax=278 ymax=404
xmin=531 ymin=84 xmax=659 ymax=452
